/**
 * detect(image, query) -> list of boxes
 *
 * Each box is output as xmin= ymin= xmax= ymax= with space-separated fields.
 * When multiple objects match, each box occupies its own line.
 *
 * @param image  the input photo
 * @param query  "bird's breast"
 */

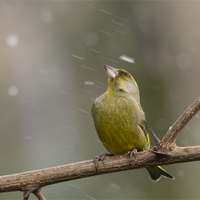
xmin=92 ymin=94 xmax=147 ymax=154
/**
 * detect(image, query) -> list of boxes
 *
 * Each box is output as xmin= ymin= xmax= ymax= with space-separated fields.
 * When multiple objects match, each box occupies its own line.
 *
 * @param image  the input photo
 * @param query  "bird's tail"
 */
xmin=146 ymin=166 xmax=174 ymax=182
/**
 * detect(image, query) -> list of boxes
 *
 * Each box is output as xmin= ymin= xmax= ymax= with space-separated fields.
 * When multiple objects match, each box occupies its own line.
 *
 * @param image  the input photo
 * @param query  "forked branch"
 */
xmin=161 ymin=97 xmax=200 ymax=146
xmin=0 ymin=97 xmax=200 ymax=199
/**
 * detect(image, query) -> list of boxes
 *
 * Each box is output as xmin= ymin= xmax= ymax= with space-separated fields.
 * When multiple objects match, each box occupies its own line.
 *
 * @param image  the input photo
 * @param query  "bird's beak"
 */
xmin=104 ymin=65 xmax=118 ymax=78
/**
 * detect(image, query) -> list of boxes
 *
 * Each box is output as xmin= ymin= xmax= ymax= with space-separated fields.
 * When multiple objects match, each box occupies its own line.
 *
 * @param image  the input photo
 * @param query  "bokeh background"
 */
xmin=1 ymin=1 xmax=200 ymax=199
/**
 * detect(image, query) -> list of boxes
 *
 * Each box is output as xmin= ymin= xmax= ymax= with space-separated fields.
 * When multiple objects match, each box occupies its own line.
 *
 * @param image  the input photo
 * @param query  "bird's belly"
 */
xmin=96 ymin=115 xmax=147 ymax=155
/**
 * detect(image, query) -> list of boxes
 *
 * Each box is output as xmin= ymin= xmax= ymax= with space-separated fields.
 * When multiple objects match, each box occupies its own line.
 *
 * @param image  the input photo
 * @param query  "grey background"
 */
xmin=0 ymin=1 xmax=200 ymax=199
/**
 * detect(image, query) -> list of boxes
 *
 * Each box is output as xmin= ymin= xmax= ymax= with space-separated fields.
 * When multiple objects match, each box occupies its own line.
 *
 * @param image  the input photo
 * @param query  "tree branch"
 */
xmin=0 ymin=97 xmax=200 ymax=199
xmin=1 ymin=146 xmax=200 ymax=193
xmin=161 ymin=97 xmax=200 ymax=147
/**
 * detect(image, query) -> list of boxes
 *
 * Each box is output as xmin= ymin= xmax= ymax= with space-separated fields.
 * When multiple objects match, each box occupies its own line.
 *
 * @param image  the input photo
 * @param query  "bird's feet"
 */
xmin=93 ymin=153 xmax=114 ymax=171
xmin=126 ymin=148 xmax=137 ymax=165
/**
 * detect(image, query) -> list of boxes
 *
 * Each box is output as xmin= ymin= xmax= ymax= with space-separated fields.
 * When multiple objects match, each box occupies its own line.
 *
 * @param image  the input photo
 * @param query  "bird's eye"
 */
xmin=123 ymin=72 xmax=130 ymax=77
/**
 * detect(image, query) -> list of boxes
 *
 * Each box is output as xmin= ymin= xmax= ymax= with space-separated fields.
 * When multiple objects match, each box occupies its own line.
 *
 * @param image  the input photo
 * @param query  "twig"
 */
xmin=22 ymin=186 xmax=46 ymax=200
xmin=161 ymin=97 xmax=200 ymax=149
xmin=33 ymin=188 xmax=46 ymax=200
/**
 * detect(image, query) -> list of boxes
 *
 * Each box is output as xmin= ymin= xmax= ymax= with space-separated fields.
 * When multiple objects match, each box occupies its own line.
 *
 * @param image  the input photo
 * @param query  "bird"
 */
xmin=91 ymin=64 xmax=174 ymax=181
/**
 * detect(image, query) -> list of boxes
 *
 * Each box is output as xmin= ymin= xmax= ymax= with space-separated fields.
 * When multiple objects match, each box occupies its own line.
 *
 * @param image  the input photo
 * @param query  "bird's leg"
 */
xmin=126 ymin=148 xmax=137 ymax=165
xmin=93 ymin=153 xmax=114 ymax=172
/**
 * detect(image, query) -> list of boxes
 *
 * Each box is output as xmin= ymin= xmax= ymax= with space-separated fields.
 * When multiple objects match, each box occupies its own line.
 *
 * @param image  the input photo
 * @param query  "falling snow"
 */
xmin=1 ymin=2 xmax=199 ymax=199
xmin=97 ymin=29 xmax=116 ymax=38
xmin=68 ymin=183 xmax=80 ymax=189
xmin=72 ymin=55 xmax=85 ymax=60
xmin=25 ymin=100 xmax=37 ymax=106
xmin=108 ymin=58 xmax=119 ymax=63
xmin=112 ymin=20 xmax=123 ymax=26
xmin=84 ymin=81 xmax=94 ymax=85
xmin=59 ymin=90 xmax=71 ymax=95
xmin=119 ymin=55 xmax=135 ymax=64
xmin=89 ymin=48 xmax=101 ymax=54
xmin=81 ymin=65 xmax=93 ymax=70
xmin=77 ymin=108 xmax=88 ymax=113
xmin=86 ymin=3 xmax=95 ymax=9
xmin=85 ymin=194 xmax=96 ymax=200
xmin=37 ymin=69 xmax=49 ymax=75
xmin=115 ymin=29 xmax=127 ymax=35
xmin=83 ymin=89 xmax=94 ymax=94
xmin=99 ymin=9 xmax=111 ymax=15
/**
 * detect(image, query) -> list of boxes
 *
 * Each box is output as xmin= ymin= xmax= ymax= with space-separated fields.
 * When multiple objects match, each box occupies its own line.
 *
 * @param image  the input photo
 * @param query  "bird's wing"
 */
xmin=139 ymin=120 xmax=150 ymax=149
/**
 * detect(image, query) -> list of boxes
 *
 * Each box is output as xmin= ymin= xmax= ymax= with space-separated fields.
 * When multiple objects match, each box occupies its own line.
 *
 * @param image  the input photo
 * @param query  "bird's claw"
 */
xmin=93 ymin=153 xmax=114 ymax=172
xmin=126 ymin=148 xmax=137 ymax=165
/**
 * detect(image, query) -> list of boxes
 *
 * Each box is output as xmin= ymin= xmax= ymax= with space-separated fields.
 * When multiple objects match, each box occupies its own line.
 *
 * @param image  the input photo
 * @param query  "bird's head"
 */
xmin=104 ymin=65 xmax=140 ymax=102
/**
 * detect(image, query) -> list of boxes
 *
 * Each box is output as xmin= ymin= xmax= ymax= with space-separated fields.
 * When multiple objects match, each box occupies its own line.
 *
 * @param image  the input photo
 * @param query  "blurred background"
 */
xmin=1 ymin=1 xmax=200 ymax=199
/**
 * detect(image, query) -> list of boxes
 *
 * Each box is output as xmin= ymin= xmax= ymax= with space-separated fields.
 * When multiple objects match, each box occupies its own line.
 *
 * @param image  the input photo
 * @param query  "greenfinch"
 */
xmin=92 ymin=65 xmax=174 ymax=181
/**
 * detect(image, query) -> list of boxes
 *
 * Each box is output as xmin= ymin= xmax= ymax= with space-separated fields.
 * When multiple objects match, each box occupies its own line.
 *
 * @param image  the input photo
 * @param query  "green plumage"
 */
xmin=92 ymin=92 xmax=148 ymax=154
xmin=92 ymin=65 xmax=174 ymax=181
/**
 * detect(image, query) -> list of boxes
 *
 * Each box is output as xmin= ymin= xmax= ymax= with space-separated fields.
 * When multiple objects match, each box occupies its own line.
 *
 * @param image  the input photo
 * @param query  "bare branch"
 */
xmin=161 ymin=97 xmax=200 ymax=148
xmin=22 ymin=186 xmax=46 ymax=200
xmin=33 ymin=188 xmax=46 ymax=200
xmin=0 ymin=146 xmax=200 ymax=194
xmin=22 ymin=186 xmax=37 ymax=200
xmin=0 ymin=97 xmax=200 ymax=199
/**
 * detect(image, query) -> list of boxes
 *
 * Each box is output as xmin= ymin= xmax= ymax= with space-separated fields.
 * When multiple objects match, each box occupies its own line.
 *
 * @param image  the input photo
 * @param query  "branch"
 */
xmin=0 ymin=97 xmax=200 ymax=199
xmin=161 ymin=97 xmax=200 ymax=147
xmin=1 ymin=146 xmax=200 ymax=193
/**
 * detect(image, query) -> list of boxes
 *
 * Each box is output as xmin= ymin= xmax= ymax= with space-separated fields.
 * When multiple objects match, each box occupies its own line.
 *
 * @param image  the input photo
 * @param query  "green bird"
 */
xmin=91 ymin=65 xmax=174 ymax=181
